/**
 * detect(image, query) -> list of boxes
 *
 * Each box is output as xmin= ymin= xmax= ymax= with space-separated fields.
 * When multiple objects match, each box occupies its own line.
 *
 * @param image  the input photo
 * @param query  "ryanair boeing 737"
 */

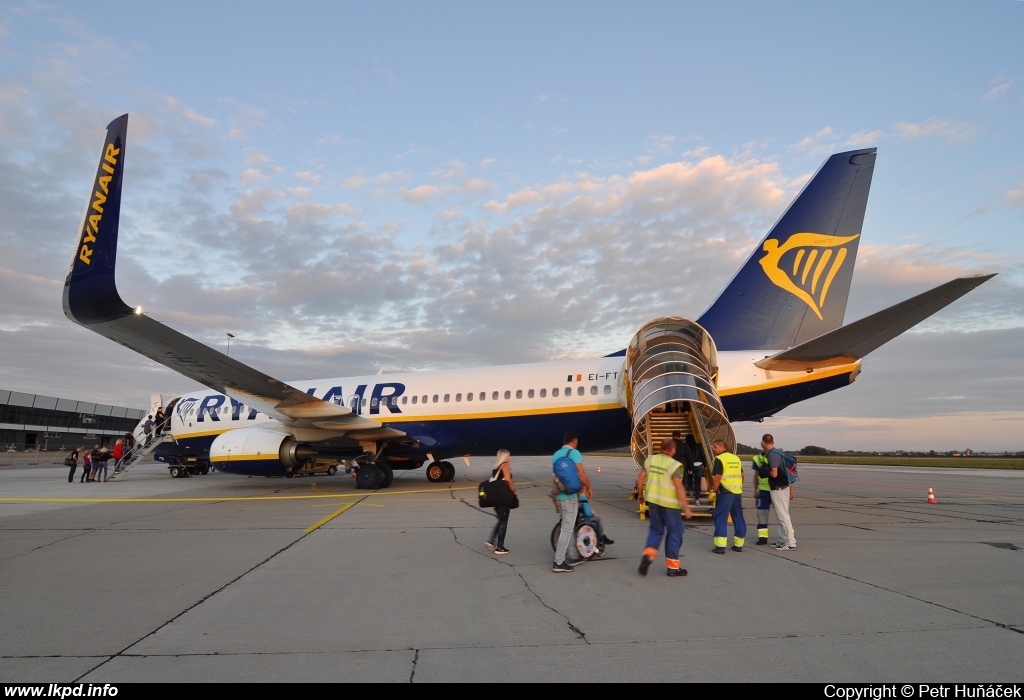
xmin=63 ymin=115 xmax=994 ymax=488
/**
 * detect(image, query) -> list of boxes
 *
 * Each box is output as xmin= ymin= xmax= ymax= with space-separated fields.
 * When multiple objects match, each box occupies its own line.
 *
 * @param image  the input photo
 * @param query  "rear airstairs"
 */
xmin=620 ymin=317 xmax=737 ymax=516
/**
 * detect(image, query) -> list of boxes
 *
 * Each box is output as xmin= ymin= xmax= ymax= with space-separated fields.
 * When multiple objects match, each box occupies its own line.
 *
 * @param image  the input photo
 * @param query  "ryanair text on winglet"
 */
xmin=78 ymin=142 xmax=120 ymax=265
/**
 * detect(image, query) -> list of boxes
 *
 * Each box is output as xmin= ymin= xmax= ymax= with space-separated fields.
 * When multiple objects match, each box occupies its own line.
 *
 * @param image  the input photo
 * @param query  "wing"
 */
xmin=63 ymin=114 xmax=391 ymax=436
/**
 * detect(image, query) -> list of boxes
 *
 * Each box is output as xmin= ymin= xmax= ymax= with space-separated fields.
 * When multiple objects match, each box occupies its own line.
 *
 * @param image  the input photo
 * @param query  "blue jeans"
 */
xmin=713 ymin=491 xmax=747 ymax=549
xmin=643 ymin=503 xmax=684 ymax=566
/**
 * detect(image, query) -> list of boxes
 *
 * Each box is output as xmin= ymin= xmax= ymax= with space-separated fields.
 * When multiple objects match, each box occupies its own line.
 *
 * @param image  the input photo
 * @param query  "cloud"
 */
xmin=982 ymin=80 xmax=1012 ymax=100
xmin=843 ymin=130 xmax=884 ymax=147
xmin=1005 ymin=181 xmax=1024 ymax=208
xmin=160 ymin=95 xmax=216 ymax=126
xmin=789 ymin=127 xmax=836 ymax=156
xmin=891 ymin=118 xmax=978 ymax=142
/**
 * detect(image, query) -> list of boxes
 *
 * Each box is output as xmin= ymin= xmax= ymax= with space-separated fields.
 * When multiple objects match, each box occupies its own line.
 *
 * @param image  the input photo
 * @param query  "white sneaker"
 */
xmin=775 ymin=543 xmax=796 ymax=550
xmin=485 ymin=541 xmax=496 ymax=552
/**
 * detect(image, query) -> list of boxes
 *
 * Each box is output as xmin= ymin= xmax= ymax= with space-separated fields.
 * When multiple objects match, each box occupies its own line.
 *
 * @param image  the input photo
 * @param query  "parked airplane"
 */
xmin=64 ymin=115 xmax=994 ymax=488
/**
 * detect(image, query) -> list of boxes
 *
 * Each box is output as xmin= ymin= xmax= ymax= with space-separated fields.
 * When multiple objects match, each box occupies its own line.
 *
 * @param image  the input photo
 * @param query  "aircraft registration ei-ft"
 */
xmin=63 ymin=115 xmax=994 ymax=489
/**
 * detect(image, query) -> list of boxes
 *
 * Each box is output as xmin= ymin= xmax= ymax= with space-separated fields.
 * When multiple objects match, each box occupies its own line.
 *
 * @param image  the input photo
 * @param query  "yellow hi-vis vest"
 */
xmin=752 ymin=453 xmax=770 ymax=491
xmin=643 ymin=453 xmax=684 ymax=509
xmin=717 ymin=452 xmax=743 ymax=494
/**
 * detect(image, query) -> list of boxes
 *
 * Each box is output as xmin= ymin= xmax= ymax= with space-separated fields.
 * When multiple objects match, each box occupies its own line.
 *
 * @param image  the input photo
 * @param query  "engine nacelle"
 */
xmin=210 ymin=428 xmax=317 ymax=476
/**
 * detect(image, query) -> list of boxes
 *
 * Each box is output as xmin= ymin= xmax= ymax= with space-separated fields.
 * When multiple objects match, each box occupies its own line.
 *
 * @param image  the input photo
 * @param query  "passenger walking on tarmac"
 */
xmin=80 ymin=448 xmax=91 ymax=483
xmin=485 ymin=449 xmax=517 ymax=555
xmin=88 ymin=445 xmax=101 ymax=482
xmin=711 ymin=439 xmax=746 ymax=553
xmin=637 ymin=437 xmax=694 ymax=577
xmin=551 ymin=432 xmax=593 ymax=573
xmin=66 ymin=448 xmax=80 ymax=483
xmin=751 ymin=449 xmax=773 ymax=545
xmin=96 ymin=448 xmax=110 ymax=482
xmin=762 ymin=434 xmax=796 ymax=550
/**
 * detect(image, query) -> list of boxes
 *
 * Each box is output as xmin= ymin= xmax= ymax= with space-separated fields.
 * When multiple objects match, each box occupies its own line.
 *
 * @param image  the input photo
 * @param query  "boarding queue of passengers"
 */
xmin=483 ymin=431 xmax=797 ymax=576
xmin=62 ymin=409 xmax=169 ymax=482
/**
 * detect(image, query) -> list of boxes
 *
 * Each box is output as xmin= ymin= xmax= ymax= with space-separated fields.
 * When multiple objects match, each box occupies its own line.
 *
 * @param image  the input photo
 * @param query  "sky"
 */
xmin=0 ymin=1 xmax=1021 ymax=452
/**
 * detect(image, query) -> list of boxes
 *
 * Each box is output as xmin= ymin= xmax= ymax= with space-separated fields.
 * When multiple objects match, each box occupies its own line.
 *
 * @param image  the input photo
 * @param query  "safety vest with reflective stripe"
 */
xmin=752 ymin=453 xmax=770 ymax=491
xmin=717 ymin=452 xmax=743 ymax=494
xmin=643 ymin=453 xmax=684 ymax=509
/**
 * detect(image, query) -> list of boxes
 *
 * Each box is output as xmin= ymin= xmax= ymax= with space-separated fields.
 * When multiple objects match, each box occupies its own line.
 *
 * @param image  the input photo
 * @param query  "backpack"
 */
xmin=769 ymin=449 xmax=799 ymax=484
xmin=552 ymin=448 xmax=582 ymax=494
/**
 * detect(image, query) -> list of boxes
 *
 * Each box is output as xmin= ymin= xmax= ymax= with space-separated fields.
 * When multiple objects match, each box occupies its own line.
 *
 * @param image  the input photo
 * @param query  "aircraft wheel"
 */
xmin=440 ymin=461 xmax=455 ymax=482
xmin=327 ymin=465 xmax=337 ymax=476
xmin=200 ymin=466 xmax=210 ymax=475
xmin=356 ymin=465 xmax=383 ymax=489
xmin=426 ymin=461 xmax=445 ymax=483
xmin=379 ymin=463 xmax=394 ymax=488
xmin=170 ymin=466 xmax=182 ymax=478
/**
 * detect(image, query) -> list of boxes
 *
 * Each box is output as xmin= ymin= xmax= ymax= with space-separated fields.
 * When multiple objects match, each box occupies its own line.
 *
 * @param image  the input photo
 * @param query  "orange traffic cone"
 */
xmin=927 ymin=486 xmax=937 ymax=504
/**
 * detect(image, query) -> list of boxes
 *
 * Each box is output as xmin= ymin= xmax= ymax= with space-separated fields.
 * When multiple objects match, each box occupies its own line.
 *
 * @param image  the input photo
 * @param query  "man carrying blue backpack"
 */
xmin=761 ymin=434 xmax=796 ymax=551
xmin=551 ymin=432 xmax=593 ymax=573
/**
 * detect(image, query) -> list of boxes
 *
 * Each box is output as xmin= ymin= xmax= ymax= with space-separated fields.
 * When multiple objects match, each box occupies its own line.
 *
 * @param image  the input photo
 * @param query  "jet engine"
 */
xmin=209 ymin=427 xmax=318 ymax=476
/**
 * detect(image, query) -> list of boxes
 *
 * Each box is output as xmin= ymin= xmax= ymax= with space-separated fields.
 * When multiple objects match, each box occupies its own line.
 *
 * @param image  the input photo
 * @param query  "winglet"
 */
xmin=63 ymin=114 xmax=132 ymax=325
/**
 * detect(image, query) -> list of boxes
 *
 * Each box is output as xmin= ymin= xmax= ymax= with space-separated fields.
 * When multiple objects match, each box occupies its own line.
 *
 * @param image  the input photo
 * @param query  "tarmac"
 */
xmin=1 ymin=455 xmax=1022 ymax=682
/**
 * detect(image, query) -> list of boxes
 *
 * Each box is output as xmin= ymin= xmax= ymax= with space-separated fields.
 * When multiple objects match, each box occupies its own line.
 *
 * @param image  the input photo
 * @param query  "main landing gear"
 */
xmin=354 ymin=461 xmax=394 ymax=490
xmin=425 ymin=460 xmax=456 ymax=483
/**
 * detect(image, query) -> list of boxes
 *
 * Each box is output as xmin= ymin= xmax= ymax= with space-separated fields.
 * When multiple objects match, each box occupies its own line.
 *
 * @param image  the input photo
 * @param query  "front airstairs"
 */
xmin=110 ymin=433 xmax=174 ymax=480
xmin=620 ymin=317 xmax=737 ymax=515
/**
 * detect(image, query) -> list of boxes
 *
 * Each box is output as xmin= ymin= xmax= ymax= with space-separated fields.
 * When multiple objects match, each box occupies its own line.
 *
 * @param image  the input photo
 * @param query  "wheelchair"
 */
xmin=550 ymin=507 xmax=605 ymax=563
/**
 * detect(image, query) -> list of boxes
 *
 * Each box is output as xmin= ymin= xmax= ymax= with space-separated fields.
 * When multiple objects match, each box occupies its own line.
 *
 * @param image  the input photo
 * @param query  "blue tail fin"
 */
xmin=697 ymin=148 xmax=876 ymax=351
xmin=63 ymin=114 xmax=132 ymax=325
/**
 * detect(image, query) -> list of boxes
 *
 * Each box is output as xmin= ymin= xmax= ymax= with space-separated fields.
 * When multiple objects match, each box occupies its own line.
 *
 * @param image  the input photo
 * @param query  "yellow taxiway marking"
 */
xmin=304 ymin=501 xmax=358 ymax=533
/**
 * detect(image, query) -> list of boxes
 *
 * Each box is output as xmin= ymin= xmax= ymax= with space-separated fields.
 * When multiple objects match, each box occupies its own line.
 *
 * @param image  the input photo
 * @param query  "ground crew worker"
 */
xmin=636 ymin=437 xmax=694 ymax=577
xmin=710 ymin=439 xmax=746 ymax=553
xmin=751 ymin=451 xmax=772 ymax=545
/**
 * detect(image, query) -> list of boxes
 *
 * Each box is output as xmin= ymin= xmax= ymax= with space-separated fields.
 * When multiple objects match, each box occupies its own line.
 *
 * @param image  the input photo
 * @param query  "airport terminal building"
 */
xmin=0 ymin=388 xmax=145 ymax=452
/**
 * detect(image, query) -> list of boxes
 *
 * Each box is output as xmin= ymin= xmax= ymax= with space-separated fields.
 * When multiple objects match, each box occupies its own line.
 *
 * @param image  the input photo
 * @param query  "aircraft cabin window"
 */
xmin=371 ymin=398 xmax=379 ymax=408
xmin=444 ymin=394 xmax=450 ymax=402
xmin=565 ymin=387 xmax=571 ymax=396
xmin=552 ymin=388 xmax=559 ymax=397
xmin=604 ymin=385 xmax=612 ymax=395
xmin=432 ymin=395 xmax=439 ymax=403
xmin=515 ymin=390 xmax=523 ymax=399
xmin=528 ymin=389 xmax=535 ymax=398
xmin=361 ymin=399 xmax=368 ymax=409
xmin=412 ymin=396 xmax=418 ymax=404
xmin=492 ymin=391 xmax=498 ymax=400
xmin=456 ymin=393 xmax=462 ymax=402
xmin=422 ymin=395 xmax=428 ymax=403
xmin=577 ymin=386 xmax=585 ymax=396
xmin=504 ymin=390 xmax=511 ymax=400
xmin=350 ymin=398 xmax=358 ymax=409
xmin=590 ymin=385 xmax=597 ymax=395
xmin=540 ymin=388 xmax=547 ymax=398
xmin=467 ymin=392 xmax=473 ymax=401
xmin=402 ymin=396 xmax=409 ymax=405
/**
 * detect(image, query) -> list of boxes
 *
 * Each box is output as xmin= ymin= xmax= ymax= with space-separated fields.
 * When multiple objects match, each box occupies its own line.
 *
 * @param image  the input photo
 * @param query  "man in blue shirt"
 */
xmin=551 ymin=432 xmax=593 ymax=573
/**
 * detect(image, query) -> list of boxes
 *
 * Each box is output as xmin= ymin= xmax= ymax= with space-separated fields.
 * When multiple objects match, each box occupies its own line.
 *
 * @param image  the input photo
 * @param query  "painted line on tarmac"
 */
xmin=304 ymin=501 xmax=358 ymax=533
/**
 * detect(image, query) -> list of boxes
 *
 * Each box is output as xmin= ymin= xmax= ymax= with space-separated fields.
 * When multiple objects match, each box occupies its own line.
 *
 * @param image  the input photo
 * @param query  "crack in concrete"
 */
xmin=72 ymin=493 xmax=371 ymax=683
xmin=409 ymin=648 xmax=419 ymax=683
xmin=0 ymin=530 xmax=93 ymax=563
xmin=447 ymin=526 xmax=589 ymax=644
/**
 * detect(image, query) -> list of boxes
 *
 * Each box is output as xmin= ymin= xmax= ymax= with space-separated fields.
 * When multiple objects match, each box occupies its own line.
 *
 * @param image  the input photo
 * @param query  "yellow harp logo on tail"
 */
xmin=758 ymin=233 xmax=860 ymax=320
